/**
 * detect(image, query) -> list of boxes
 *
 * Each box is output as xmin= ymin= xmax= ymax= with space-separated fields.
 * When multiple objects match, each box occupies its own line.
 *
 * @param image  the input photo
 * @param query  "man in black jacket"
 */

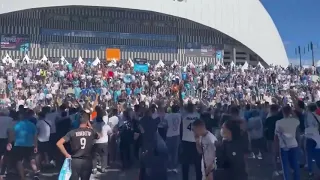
xmin=139 ymin=107 xmax=168 ymax=180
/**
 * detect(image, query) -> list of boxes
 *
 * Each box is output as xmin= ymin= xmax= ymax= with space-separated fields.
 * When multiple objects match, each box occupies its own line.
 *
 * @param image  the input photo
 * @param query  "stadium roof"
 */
xmin=0 ymin=0 xmax=289 ymax=66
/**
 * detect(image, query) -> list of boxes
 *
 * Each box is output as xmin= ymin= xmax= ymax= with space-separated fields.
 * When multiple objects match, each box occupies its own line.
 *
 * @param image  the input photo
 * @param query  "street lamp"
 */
xmin=295 ymin=46 xmax=302 ymax=68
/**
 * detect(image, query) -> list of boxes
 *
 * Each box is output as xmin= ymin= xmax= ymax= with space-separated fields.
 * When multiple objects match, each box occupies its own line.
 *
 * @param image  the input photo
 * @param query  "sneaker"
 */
xmin=92 ymin=169 xmax=98 ymax=174
xmin=101 ymin=168 xmax=108 ymax=173
xmin=50 ymin=160 xmax=56 ymax=167
xmin=307 ymin=173 xmax=314 ymax=180
xmin=248 ymin=153 xmax=256 ymax=159
xmin=172 ymin=169 xmax=178 ymax=173
xmin=34 ymin=175 xmax=40 ymax=180
xmin=256 ymin=152 xmax=263 ymax=160
xmin=167 ymin=169 xmax=172 ymax=172
xmin=272 ymin=171 xmax=279 ymax=177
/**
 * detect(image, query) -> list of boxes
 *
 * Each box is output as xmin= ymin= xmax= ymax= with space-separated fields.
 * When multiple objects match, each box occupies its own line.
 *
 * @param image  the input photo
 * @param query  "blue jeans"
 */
xmin=280 ymin=147 xmax=300 ymax=180
xmin=306 ymin=138 xmax=320 ymax=173
xmin=165 ymin=135 xmax=180 ymax=169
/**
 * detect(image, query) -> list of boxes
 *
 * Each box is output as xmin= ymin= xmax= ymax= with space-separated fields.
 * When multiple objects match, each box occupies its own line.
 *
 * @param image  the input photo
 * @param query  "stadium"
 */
xmin=0 ymin=0 xmax=288 ymax=67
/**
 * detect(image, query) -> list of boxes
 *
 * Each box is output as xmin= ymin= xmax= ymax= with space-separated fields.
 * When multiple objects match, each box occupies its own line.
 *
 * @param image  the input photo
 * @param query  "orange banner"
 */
xmin=106 ymin=48 xmax=120 ymax=61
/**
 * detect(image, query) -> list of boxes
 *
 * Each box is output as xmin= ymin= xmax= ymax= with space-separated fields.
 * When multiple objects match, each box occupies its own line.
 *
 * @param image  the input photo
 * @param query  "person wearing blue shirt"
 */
xmin=134 ymin=87 xmax=141 ymax=95
xmin=114 ymin=90 xmax=121 ymax=102
xmin=181 ymin=91 xmax=186 ymax=99
xmin=102 ymin=80 xmax=108 ymax=87
xmin=181 ymin=72 xmax=187 ymax=81
xmin=8 ymin=109 xmax=39 ymax=180
xmin=74 ymin=86 xmax=81 ymax=99
xmin=126 ymin=87 xmax=132 ymax=96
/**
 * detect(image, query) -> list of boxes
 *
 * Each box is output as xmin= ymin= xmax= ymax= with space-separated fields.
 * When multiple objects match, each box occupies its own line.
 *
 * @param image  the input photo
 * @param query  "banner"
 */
xmin=133 ymin=58 xmax=148 ymax=73
xmin=216 ymin=50 xmax=223 ymax=59
xmin=1 ymin=35 xmax=30 ymax=51
xmin=185 ymin=42 xmax=223 ymax=57
xmin=106 ymin=48 xmax=120 ymax=61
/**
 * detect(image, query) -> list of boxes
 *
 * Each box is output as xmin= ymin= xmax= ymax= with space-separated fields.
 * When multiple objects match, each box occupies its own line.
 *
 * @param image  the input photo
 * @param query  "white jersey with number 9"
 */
xmin=182 ymin=112 xmax=200 ymax=142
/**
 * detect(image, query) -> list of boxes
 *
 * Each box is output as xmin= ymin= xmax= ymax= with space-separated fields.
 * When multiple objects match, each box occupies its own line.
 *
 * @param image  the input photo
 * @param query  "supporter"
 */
xmin=56 ymin=111 xmax=99 ymax=180
xmin=0 ymin=109 xmax=14 ymax=179
xmin=247 ymin=109 xmax=264 ymax=159
xmin=180 ymin=102 xmax=202 ymax=180
xmin=118 ymin=110 xmax=134 ymax=169
xmin=35 ymin=111 xmax=51 ymax=170
xmin=304 ymin=103 xmax=320 ymax=178
xmin=215 ymin=120 xmax=248 ymax=180
xmin=107 ymin=108 xmax=119 ymax=165
xmin=193 ymin=119 xmax=217 ymax=180
xmin=264 ymin=104 xmax=281 ymax=176
xmin=139 ymin=106 xmax=168 ymax=180
xmin=274 ymin=105 xmax=300 ymax=180
xmin=164 ymin=104 xmax=181 ymax=173
xmin=8 ymin=109 xmax=39 ymax=180
xmin=157 ymin=106 xmax=168 ymax=141
xmin=91 ymin=106 xmax=111 ymax=172
xmin=45 ymin=104 xmax=61 ymax=167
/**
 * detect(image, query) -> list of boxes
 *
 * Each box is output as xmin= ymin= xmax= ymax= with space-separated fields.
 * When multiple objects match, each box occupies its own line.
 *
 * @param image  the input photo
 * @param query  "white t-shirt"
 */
xmin=108 ymin=116 xmax=119 ymax=130
xmin=94 ymin=117 xmax=112 ymax=144
xmin=275 ymin=117 xmax=300 ymax=149
xmin=0 ymin=116 xmax=14 ymax=139
xmin=200 ymin=132 xmax=217 ymax=176
xmin=165 ymin=113 xmax=182 ymax=137
xmin=181 ymin=112 xmax=200 ymax=142
xmin=37 ymin=120 xmax=51 ymax=142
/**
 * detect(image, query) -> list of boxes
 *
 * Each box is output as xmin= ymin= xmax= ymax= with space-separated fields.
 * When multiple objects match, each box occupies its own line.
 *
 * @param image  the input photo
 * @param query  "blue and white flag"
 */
xmin=58 ymin=158 xmax=72 ymax=180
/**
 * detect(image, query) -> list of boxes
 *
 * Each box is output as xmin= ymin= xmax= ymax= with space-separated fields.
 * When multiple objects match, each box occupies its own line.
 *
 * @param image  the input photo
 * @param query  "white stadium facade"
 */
xmin=0 ymin=0 xmax=289 ymax=66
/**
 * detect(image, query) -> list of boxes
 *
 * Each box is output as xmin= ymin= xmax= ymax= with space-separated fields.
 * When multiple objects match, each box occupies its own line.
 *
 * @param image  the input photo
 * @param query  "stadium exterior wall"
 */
xmin=0 ymin=0 xmax=289 ymax=67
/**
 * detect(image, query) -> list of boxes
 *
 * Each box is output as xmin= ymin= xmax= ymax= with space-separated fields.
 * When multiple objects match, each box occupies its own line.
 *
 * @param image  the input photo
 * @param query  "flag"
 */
xmin=58 ymin=158 xmax=72 ymax=180
xmin=311 ymin=42 xmax=314 ymax=50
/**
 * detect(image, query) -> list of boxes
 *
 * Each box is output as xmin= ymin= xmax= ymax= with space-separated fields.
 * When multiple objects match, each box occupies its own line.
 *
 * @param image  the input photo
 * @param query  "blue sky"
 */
xmin=261 ymin=0 xmax=320 ymax=65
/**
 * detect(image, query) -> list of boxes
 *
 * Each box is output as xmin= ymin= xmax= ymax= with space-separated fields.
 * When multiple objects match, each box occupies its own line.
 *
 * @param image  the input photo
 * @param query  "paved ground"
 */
xmin=5 ymin=155 xmax=317 ymax=180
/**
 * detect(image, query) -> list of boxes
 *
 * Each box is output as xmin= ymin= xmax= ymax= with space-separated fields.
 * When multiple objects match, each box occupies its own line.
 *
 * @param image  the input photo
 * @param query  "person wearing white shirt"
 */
xmin=181 ymin=103 xmax=202 ymax=180
xmin=36 ymin=112 xmax=51 ymax=168
xmin=164 ymin=105 xmax=181 ymax=173
xmin=92 ymin=108 xmax=112 ymax=173
xmin=275 ymin=105 xmax=300 ymax=180
xmin=107 ymin=109 xmax=119 ymax=164
xmin=45 ymin=108 xmax=60 ymax=166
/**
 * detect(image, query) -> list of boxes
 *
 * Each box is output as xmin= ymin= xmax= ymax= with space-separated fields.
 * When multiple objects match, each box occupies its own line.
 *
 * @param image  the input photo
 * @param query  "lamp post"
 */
xmin=310 ymin=42 xmax=315 ymax=66
xmin=295 ymin=46 xmax=302 ymax=68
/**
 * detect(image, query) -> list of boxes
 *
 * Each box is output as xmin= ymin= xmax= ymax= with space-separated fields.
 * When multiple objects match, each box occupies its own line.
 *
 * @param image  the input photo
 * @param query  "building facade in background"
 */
xmin=0 ymin=0 xmax=289 ymax=66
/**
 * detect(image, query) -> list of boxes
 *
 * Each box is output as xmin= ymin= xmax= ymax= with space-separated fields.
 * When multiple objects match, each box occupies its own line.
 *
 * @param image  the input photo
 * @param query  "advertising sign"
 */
xmin=133 ymin=58 xmax=148 ymax=73
xmin=1 ymin=35 xmax=30 ymax=51
xmin=185 ymin=42 xmax=223 ymax=57
xmin=106 ymin=48 xmax=121 ymax=62
xmin=216 ymin=50 xmax=223 ymax=59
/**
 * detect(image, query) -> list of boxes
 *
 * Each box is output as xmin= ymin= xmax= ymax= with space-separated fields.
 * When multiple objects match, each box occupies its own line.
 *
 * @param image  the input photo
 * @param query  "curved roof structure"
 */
xmin=0 ymin=0 xmax=289 ymax=66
